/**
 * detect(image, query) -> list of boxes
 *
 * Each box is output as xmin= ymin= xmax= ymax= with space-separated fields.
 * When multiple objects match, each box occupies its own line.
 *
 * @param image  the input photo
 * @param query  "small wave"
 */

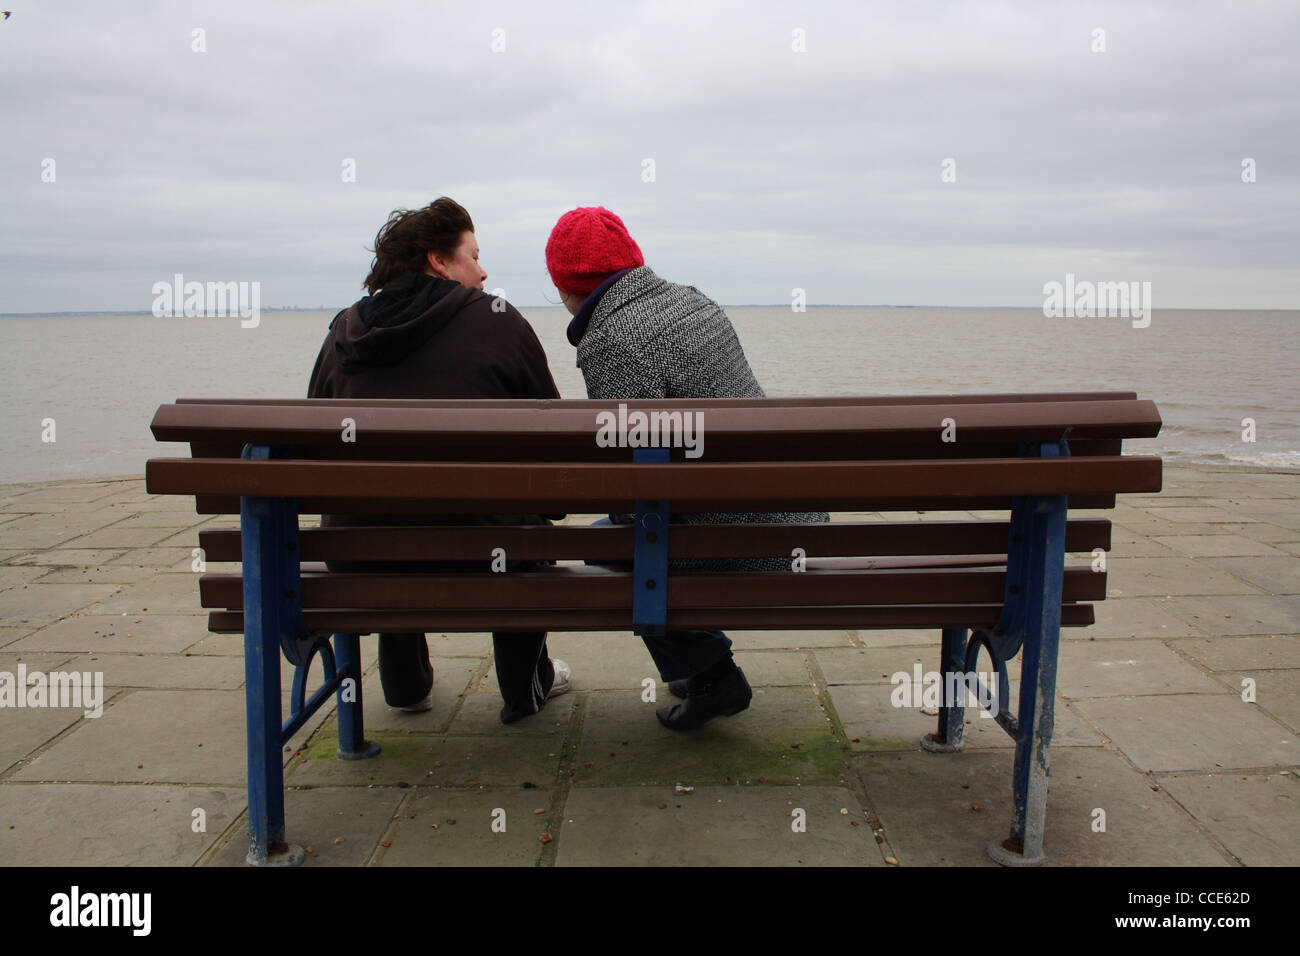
xmin=1225 ymin=451 xmax=1300 ymax=469
xmin=1165 ymin=449 xmax=1300 ymax=469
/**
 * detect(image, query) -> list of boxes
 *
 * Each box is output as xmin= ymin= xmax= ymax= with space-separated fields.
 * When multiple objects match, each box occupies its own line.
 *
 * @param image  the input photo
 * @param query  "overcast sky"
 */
xmin=2 ymin=0 xmax=1297 ymax=311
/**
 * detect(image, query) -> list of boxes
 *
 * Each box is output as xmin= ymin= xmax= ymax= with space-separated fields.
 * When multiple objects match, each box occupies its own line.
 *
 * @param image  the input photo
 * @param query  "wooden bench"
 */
xmin=146 ymin=391 xmax=1162 ymax=866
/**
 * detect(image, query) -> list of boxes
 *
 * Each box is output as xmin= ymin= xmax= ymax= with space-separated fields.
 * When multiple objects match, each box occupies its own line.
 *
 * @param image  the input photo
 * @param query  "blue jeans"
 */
xmin=589 ymin=517 xmax=732 ymax=682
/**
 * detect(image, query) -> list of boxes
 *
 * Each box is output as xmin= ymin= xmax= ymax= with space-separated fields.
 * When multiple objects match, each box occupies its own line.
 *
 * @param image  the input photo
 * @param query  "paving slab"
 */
xmin=1057 ymin=640 xmax=1227 ymax=698
xmin=10 ymin=614 xmax=211 ymax=654
xmin=1251 ymin=511 xmax=1300 ymax=532
xmin=816 ymin=645 xmax=940 ymax=685
xmin=8 ymin=548 xmax=127 ymax=567
xmin=1144 ymin=506 xmax=1257 ymax=524
xmin=287 ymin=722 xmax=564 ymax=789
xmin=574 ymin=687 xmax=845 ymax=786
xmin=1107 ymin=524 xmax=1183 ymax=557
xmin=183 ymin=632 xmax=245 ymax=656
xmin=59 ymin=652 xmax=245 ymax=690
xmin=90 ymin=574 xmax=203 ymax=614
xmin=106 ymin=512 xmax=209 ymax=529
xmin=1163 ymin=594 xmax=1300 ymax=635
xmin=371 ymin=789 xmax=552 ymax=867
xmin=0 ymin=651 xmax=93 ymax=773
xmin=731 ymin=650 xmax=815 ymax=687
xmin=105 ymin=547 xmax=196 ymax=569
xmin=107 ymin=496 xmax=199 ymax=514
xmin=1152 ymin=534 xmax=1289 ymax=558
xmin=1111 ymin=516 xmax=1225 ymax=539
xmin=1215 ymin=522 xmax=1300 ymax=545
xmin=828 ymin=682 xmax=1101 ymax=752
xmin=0 ymin=512 xmax=125 ymax=549
xmin=0 ymin=583 xmax=121 ymax=626
xmin=0 ymin=627 xmax=36 ymax=649
xmin=1202 ymin=556 xmax=1300 ymax=595
xmin=11 ymin=689 xmax=249 ymax=785
xmin=852 ymin=748 xmax=1229 ymax=866
xmin=725 ymin=628 xmax=856 ymax=649
xmin=1157 ymin=772 xmax=1299 ymax=866
xmin=1104 ymin=557 xmax=1265 ymax=597
xmin=1085 ymin=597 xmax=1208 ymax=638
xmin=0 ymin=566 xmax=56 ymax=590
xmin=1169 ymin=635 xmax=1300 ymax=671
xmin=209 ymin=787 xmax=406 ymax=867
xmin=0 ymin=784 xmax=243 ymax=866
xmin=1214 ymin=671 xmax=1300 ymax=733
xmin=859 ymin=628 xmax=944 ymax=648
xmin=26 ymin=565 xmax=156 ymax=586
xmin=64 ymin=526 xmax=185 ymax=550
xmin=1073 ymin=695 xmax=1299 ymax=771
xmin=555 ymin=785 xmax=883 ymax=866
xmin=7 ymin=484 xmax=122 ymax=505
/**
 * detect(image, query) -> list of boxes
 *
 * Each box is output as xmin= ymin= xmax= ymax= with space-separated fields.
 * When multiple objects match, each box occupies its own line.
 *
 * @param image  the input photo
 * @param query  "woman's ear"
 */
xmin=425 ymin=250 xmax=449 ymax=279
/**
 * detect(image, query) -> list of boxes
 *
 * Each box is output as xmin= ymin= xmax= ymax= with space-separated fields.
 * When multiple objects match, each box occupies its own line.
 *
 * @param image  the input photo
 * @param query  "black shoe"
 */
xmin=668 ymin=678 xmax=690 ymax=699
xmin=656 ymin=663 xmax=752 ymax=731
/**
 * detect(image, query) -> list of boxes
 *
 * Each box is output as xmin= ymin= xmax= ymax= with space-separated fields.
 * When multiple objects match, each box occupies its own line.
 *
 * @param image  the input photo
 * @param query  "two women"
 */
xmin=314 ymin=197 xmax=811 ymax=732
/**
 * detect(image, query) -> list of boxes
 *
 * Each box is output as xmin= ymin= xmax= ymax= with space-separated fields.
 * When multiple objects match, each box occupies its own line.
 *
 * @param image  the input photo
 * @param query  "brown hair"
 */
xmin=362 ymin=197 xmax=474 ymax=294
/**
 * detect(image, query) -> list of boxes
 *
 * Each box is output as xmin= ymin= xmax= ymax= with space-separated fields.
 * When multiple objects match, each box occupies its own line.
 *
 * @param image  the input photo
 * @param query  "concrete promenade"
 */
xmin=0 ymin=465 xmax=1296 ymax=867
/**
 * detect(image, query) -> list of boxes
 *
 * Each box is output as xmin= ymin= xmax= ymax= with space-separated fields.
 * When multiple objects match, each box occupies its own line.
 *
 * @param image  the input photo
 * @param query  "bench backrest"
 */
xmin=145 ymin=393 xmax=1161 ymax=635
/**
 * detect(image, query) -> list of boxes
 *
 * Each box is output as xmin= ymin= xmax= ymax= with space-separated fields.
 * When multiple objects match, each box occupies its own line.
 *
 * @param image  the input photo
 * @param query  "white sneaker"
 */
xmin=548 ymin=659 xmax=572 ymax=698
xmin=395 ymin=691 xmax=434 ymax=713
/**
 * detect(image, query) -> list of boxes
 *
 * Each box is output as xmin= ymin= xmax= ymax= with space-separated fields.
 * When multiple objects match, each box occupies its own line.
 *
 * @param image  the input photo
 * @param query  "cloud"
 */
xmin=1 ymin=0 xmax=1296 ymax=311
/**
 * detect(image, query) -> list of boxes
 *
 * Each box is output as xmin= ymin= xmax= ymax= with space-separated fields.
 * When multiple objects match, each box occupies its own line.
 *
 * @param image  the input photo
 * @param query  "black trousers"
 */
xmin=326 ymin=538 xmax=555 ymax=720
xmin=376 ymin=630 xmax=552 ymax=720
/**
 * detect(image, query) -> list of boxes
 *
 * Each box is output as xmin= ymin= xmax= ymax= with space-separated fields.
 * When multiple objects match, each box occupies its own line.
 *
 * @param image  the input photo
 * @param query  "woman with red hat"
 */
xmin=545 ymin=206 xmax=827 ymax=730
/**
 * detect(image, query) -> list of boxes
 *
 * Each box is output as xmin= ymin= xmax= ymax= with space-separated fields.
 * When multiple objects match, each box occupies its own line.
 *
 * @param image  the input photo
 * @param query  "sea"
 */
xmin=0 ymin=307 xmax=1296 ymax=485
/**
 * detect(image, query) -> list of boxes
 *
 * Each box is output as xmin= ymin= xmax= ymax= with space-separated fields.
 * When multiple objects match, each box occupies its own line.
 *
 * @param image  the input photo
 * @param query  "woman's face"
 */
xmin=428 ymin=230 xmax=487 ymax=290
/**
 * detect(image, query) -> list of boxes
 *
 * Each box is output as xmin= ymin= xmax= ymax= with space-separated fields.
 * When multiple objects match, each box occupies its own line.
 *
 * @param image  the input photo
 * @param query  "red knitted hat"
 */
xmin=545 ymin=206 xmax=645 ymax=296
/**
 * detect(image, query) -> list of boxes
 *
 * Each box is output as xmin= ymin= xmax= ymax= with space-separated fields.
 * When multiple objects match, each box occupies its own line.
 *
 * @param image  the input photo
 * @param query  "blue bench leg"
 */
xmin=989 ymin=493 xmax=1067 ymax=867
xmin=243 ymin=607 xmax=303 ymax=866
xmin=241 ymin=489 xmax=305 ymax=867
xmin=920 ymin=627 xmax=967 ymax=753
xmin=334 ymin=632 xmax=381 ymax=760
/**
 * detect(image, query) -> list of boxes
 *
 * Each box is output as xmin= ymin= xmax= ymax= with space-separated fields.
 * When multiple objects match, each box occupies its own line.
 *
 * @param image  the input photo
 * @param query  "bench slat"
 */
xmin=175 ymin=391 xmax=1139 ymax=408
xmin=147 ymin=455 xmax=1161 ymax=507
xmin=206 ymin=603 xmax=1097 ymax=634
xmin=196 ymin=518 xmax=1112 ymax=562
xmin=198 ymin=565 xmax=1106 ymax=610
xmin=182 ymin=438 xmax=1126 ymax=464
xmin=150 ymin=399 xmax=1161 ymax=450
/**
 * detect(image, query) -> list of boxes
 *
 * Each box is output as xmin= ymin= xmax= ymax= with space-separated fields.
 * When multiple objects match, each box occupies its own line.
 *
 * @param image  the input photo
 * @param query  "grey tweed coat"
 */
xmin=576 ymin=265 xmax=829 ymax=570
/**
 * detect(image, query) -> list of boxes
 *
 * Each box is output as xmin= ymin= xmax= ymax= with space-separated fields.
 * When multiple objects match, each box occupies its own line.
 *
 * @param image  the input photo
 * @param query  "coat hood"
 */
xmin=330 ymin=272 xmax=479 ymax=370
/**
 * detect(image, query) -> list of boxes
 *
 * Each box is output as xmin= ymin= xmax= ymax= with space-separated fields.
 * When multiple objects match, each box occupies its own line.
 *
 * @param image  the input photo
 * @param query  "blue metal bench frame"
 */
xmin=235 ymin=441 xmax=1073 ymax=866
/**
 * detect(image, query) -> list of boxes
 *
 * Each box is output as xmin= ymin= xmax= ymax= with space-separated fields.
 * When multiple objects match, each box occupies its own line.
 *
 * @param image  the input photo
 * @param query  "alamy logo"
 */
xmin=595 ymin=403 xmax=705 ymax=459
xmin=1042 ymin=273 xmax=1152 ymax=328
xmin=49 ymin=886 xmax=151 ymax=936
xmin=151 ymin=272 xmax=261 ymax=328
xmin=0 ymin=665 xmax=104 ymax=718
xmin=890 ymin=664 xmax=999 ymax=718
